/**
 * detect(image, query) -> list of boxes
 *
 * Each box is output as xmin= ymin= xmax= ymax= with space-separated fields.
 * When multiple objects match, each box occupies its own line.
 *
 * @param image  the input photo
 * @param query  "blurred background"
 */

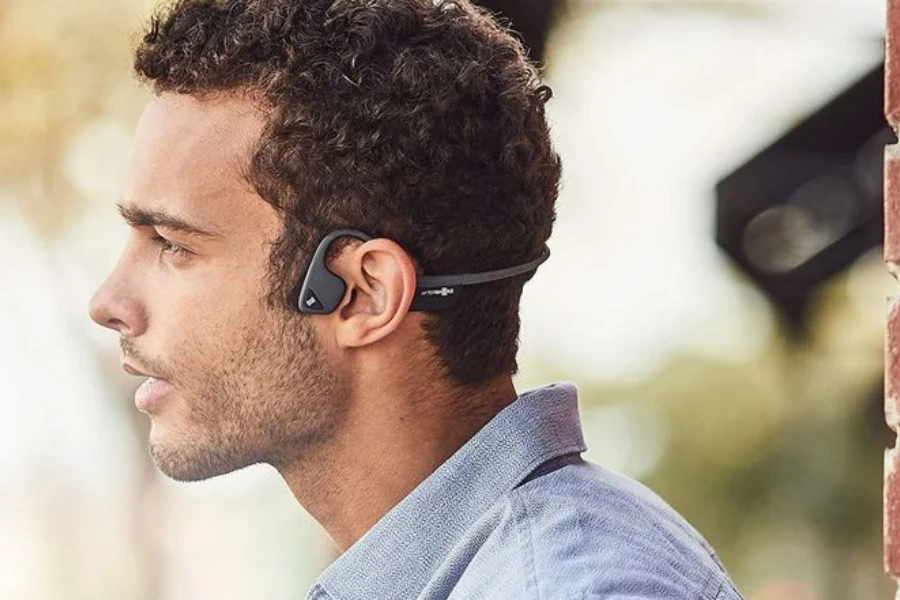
xmin=0 ymin=0 xmax=892 ymax=598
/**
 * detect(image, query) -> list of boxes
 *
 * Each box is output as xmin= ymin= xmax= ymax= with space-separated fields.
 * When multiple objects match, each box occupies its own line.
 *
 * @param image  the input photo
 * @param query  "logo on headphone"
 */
xmin=303 ymin=290 xmax=324 ymax=311
xmin=420 ymin=287 xmax=455 ymax=297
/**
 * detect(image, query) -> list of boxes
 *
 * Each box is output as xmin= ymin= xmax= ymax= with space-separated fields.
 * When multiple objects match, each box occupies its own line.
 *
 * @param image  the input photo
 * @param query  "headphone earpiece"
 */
xmin=296 ymin=229 xmax=372 ymax=314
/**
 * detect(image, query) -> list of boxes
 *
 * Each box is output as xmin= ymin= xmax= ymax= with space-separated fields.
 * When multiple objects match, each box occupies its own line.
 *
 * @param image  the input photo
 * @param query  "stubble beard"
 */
xmin=148 ymin=308 xmax=348 ymax=482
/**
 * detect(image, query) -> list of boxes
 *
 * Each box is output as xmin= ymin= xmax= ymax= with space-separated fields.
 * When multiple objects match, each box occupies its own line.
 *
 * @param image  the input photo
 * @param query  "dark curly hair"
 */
xmin=134 ymin=0 xmax=561 ymax=386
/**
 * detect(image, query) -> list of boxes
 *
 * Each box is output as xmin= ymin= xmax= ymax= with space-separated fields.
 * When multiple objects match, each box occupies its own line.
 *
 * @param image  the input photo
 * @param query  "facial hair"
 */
xmin=122 ymin=306 xmax=348 ymax=482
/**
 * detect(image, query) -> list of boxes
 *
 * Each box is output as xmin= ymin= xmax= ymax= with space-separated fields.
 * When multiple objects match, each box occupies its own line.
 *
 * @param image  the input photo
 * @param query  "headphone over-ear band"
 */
xmin=296 ymin=229 xmax=550 ymax=314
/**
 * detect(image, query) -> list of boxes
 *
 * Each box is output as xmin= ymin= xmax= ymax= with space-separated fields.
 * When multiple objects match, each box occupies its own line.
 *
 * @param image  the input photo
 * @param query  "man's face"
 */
xmin=90 ymin=93 xmax=347 ymax=481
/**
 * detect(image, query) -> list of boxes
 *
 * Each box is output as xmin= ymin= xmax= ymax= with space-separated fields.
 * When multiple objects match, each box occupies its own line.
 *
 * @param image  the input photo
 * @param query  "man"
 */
xmin=89 ymin=0 xmax=742 ymax=598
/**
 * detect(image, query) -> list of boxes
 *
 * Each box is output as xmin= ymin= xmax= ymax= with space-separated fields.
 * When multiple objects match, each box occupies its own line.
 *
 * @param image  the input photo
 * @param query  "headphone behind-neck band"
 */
xmin=296 ymin=229 xmax=550 ymax=314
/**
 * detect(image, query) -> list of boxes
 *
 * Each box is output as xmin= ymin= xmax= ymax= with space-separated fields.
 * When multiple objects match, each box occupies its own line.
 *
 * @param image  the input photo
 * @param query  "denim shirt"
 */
xmin=306 ymin=383 xmax=743 ymax=600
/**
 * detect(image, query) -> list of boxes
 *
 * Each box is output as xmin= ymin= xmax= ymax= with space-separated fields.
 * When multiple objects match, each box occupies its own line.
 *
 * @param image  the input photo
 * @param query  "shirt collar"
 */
xmin=312 ymin=382 xmax=587 ymax=600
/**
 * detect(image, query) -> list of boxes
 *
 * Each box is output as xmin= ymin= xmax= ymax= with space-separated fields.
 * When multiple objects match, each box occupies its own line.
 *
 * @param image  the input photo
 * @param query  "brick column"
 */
xmin=887 ymin=0 xmax=900 ymax=585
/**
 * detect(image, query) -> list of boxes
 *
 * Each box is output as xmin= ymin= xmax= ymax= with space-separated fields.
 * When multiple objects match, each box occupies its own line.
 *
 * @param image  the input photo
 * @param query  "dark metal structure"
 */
xmin=715 ymin=64 xmax=890 ymax=332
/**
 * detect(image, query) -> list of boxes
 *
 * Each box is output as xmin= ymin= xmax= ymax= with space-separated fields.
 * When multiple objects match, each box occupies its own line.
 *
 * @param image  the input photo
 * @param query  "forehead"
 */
xmin=122 ymin=92 xmax=270 ymax=229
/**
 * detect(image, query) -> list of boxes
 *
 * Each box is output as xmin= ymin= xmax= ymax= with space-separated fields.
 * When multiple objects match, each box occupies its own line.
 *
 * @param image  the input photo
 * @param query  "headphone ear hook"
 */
xmin=297 ymin=229 xmax=550 ymax=315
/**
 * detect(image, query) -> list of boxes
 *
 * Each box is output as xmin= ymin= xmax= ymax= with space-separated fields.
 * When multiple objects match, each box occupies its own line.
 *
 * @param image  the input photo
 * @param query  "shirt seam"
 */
xmin=509 ymin=445 xmax=584 ymax=600
xmin=512 ymin=489 xmax=542 ymax=600
xmin=707 ymin=575 xmax=743 ymax=600
xmin=308 ymin=583 xmax=332 ymax=600
xmin=700 ymin=573 xmax=722 ymax=600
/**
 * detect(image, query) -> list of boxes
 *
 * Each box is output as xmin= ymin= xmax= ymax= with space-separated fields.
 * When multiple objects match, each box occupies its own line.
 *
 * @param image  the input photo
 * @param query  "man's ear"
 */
xmin=326 ymin=238 xmax=418 ymax=348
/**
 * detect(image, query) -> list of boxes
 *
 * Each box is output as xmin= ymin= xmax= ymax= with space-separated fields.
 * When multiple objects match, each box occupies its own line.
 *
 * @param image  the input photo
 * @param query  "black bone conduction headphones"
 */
xmin=296 ymin=229 xmax=550 ymax=314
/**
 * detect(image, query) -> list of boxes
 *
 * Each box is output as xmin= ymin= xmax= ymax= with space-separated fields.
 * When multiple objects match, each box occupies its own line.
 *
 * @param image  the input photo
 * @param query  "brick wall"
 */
xmin=888 ymin=0 xmax=900 ymax=584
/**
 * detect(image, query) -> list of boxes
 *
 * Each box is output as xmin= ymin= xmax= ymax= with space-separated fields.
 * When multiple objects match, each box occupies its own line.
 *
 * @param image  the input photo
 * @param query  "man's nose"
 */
xmin=89 ymin=270 xmax=147 ymax=337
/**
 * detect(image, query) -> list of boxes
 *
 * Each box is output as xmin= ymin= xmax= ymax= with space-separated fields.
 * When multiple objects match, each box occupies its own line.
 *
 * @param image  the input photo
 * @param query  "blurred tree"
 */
xmin=0 ymin=0 xmax=146 ymax=235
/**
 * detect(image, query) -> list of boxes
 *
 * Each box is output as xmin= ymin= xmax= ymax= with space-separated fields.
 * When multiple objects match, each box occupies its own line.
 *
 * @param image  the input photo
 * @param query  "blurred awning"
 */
xmin=715 ymin=64 xmax=890 ymax=333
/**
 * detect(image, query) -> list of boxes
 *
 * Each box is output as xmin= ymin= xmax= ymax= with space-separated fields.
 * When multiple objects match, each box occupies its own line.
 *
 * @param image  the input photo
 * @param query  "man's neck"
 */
xmin=276 ymin=375 xmax=518 ymax=551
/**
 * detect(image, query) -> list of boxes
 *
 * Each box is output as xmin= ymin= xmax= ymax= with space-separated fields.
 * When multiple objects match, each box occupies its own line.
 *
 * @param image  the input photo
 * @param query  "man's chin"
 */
xmin=147 ymin=428 xmax=259 ymax=482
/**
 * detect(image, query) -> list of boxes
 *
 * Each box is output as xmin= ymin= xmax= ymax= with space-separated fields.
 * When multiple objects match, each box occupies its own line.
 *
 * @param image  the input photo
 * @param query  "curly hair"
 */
xmin=134 ymin=0 xmax=561 ymax=386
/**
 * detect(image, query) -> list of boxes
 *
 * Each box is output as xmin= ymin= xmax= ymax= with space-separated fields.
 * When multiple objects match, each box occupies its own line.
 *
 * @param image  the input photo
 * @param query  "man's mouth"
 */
xmin=122 ymin=361 xmax=174 ymax=413
xmin=135 ymin=375 xmax=175 ymax=414
xmin=122 ymin=361 xmax=162 ymax=379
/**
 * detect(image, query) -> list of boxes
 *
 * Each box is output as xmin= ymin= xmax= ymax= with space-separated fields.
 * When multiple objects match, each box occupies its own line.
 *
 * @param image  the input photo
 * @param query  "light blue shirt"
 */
xmin=306 ymin=383 xmax=743 ymax=600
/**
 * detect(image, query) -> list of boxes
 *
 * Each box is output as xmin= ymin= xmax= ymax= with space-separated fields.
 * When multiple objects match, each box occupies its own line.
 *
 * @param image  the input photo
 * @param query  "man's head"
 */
xmin=89 ymin=0 xmax=560 ymax=481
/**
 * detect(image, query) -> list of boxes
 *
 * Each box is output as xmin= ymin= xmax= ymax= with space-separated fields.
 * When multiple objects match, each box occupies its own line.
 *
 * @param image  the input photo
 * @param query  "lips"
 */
xmin=134 ymin=376 xmax=174 ymax=413
xmin=122 ymin=361 xmax=173 ymax=413
xmin=122 ymin=361 xmax=161 ymax=379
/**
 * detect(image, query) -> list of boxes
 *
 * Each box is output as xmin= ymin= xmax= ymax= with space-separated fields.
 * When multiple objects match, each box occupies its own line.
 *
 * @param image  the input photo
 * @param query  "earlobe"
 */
xmin=330 ymin=239 xmax=417 ymax=349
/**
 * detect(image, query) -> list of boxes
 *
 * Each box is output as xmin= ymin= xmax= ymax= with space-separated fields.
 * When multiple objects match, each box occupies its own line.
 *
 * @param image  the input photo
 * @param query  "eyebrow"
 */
xmin=117 ymin=203 xmax=221 ymax=238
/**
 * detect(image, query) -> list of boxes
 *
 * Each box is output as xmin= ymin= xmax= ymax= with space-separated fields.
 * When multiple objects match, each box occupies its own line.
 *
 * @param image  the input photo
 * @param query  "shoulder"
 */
xmin=490 ymin=461 xmax=740 ymax=600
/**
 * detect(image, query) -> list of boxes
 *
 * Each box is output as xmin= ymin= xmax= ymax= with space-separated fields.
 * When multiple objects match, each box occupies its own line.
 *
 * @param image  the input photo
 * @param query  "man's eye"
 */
xmin=151 ymin=235 xmax=191 ymax=258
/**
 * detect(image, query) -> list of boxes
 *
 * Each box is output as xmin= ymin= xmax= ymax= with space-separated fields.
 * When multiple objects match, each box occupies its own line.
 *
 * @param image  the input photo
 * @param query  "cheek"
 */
xmin=144 ymin=252 xmax=279 ymax=373
xmin=150 ymin=261 xmax=267 ymax=336
xmin=146 ymin=294 xmax=260 ymax=390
